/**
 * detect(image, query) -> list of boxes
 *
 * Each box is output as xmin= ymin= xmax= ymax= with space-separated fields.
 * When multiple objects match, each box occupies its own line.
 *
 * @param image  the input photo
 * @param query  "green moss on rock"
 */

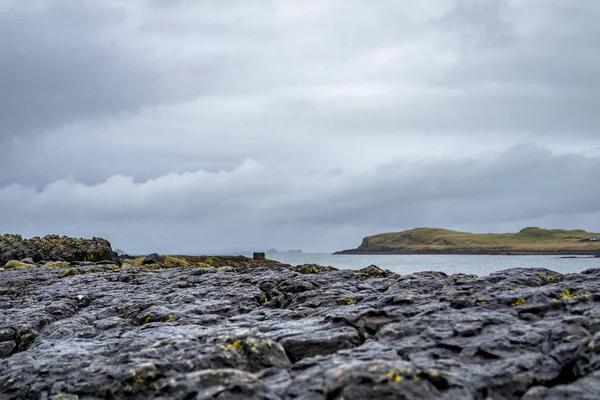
xmin=133 ymin=257 xmax=145 ymax=267
xmin=43 ymin=261 xmax=70 ymax=268
xmin=293 ymin=264 xmax=337 ymax=274
xmin=164 ymin=256 xmax=189 ymax=267
xmin=4 ymin=260 xmax=31 ymax=270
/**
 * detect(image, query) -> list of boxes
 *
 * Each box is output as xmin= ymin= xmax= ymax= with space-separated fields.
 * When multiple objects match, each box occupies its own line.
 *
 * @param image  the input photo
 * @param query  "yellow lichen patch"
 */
xmin=253 ymin=295 xmax=268 ymax=306
xmin=511 ymin=298 xmax=526 ymax=307
xmin=477 ymin=301 xmax=488 ymax=305
xmin=386 ymin=371 xmax=403 ymax=383
xmin=196 ymin=262 xmax=213 ymax=268
xmin=142 ymin=315 xmax=157 ymax=324
xmin=561 ymin=290 xmax=573 ymax=300
xmin=547 ymin=276 xmax=556 ymax=283
xmin=224 ymin=339 xmax=244 ymax=352
xmin=165 ymin=315 xmax=180 ymax=323
xmin=560 ymin=290 xmax=593 ymax=301
xmin=164 ymin=256 xmax=189 ymax=267
xmin=105 ymin=264 xmax=120 ymax=271
xmin=346 ymin=298 xmax=356 ymax=305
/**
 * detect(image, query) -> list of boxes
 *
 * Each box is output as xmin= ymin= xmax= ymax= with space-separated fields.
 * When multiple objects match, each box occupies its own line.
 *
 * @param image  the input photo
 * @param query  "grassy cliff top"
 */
xmin=337 ymin=227 xmax=600 ymax=254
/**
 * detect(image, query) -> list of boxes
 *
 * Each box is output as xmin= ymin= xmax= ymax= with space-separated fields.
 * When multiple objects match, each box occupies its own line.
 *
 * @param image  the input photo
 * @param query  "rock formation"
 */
xmin=0 ymin=234 xmax=118 ymax=265
xmin=1 ymin=251 xmax=599 ymax=399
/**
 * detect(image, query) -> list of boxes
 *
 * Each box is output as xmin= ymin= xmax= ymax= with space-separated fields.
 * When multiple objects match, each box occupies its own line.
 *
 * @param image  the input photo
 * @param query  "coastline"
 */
xmin=334 ymin=249 xmax=600 ymax=256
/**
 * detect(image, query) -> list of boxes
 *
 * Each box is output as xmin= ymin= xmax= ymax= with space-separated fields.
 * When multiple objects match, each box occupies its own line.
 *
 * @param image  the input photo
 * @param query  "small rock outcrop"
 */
xmin=0 ymin=234 xmax=118 ymax=265
xmin=141 ymin=253 xmax=165 ymax=265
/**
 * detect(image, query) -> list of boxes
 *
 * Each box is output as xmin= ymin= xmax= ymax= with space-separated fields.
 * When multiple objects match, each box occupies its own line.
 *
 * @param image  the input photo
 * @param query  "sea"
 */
xmin=257 ymin=253 xmax=599 ymax=276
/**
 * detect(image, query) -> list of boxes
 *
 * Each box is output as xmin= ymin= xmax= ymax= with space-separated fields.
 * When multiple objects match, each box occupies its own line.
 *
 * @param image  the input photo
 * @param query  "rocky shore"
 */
xmin=1 ymin=235 xmax=600 ymax=399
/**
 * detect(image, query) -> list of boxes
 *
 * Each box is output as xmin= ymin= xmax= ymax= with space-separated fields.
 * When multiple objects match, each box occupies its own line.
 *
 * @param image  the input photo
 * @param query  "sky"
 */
xmin=1 ymin=0 xmax=599 ymax=254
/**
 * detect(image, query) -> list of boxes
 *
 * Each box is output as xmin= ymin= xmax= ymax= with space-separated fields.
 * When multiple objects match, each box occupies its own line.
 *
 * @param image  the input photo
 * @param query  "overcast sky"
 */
xmin=1 ymin=0 xmax=599 ymax=253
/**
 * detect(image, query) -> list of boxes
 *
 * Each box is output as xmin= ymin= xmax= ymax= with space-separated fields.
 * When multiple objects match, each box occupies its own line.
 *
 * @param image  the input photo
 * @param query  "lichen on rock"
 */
xmin=1 ymin=244 xmax=600 ymax=399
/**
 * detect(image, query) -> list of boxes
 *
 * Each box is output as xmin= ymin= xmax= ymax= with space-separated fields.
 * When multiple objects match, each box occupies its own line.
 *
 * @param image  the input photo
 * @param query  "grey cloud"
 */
xmin=0 ymin=1 xmax=226 ymax=139
xmin=1 ymin=145 xmax=599 ymax=252
xmin=3 ymin=0 xmax=598 ymax=141
xmin=270 ymin=145 xmax=600 ymax=227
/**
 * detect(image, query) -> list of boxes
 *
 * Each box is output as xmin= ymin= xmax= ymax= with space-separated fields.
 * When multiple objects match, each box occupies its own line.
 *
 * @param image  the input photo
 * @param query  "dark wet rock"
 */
xmin=279 ymin=326 xmax=362 ymax=362
xmin=141 ymin=253 xmax=165 ymax=265
xmin=1 ymin=264 xmax=599 ymax=399
xmin=0 ymin=234 xmax=117 ymax=265
xmin=156 ymin=368 xmax=280 ymax=399
xmin=0 ymin=341 xmax=16 ymax=357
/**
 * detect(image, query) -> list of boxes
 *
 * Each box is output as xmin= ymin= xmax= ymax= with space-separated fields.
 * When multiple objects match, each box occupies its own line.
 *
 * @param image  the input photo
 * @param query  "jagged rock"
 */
xmin=0 ymin=265 xmax=599 ymax=399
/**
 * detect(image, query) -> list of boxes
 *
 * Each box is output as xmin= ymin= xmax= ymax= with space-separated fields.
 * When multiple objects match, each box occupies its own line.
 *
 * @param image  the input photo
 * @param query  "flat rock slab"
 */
xmin=1 ymin=265 xmax=599 ymax=399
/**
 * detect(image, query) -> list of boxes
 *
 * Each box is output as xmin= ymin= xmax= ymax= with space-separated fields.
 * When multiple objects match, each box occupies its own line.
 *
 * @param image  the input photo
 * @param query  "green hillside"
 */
xmin=335 ymin=227 xmax=600 ymax=255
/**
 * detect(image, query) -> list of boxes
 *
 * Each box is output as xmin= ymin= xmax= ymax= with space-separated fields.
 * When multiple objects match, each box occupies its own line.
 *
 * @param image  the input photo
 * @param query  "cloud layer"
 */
xmin=1 ymin=1 xmax=599 ymax=252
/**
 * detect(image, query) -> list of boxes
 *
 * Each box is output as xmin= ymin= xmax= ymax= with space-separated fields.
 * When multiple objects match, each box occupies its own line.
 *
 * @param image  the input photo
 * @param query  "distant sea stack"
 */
xmin=335 ymin=227 xmax=600 ymax=255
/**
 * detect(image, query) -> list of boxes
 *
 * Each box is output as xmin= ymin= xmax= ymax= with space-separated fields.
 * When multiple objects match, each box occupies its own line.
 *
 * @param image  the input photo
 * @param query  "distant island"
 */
xmin=266 ymin=249 xmax=303 ymax=254
xmin=335 ymin=227 xmax=600 ymax=255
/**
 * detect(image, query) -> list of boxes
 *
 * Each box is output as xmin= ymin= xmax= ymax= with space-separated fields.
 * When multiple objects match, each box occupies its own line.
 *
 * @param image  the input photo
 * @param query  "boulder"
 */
xmin=142 ymin=253 xmax=165 ymax=265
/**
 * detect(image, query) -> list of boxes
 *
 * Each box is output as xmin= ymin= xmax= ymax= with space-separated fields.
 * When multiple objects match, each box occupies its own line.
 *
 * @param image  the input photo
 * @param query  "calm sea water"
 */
xmin=261 ymin=253 xmax=599 ymax=276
